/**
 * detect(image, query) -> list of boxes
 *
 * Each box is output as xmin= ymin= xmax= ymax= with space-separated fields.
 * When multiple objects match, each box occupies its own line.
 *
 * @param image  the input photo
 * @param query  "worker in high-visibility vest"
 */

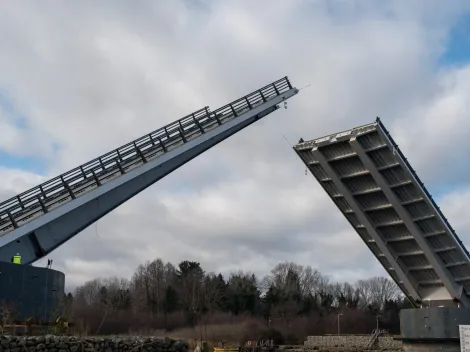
xmin=11 ymin=253 xmax=21 ymax=264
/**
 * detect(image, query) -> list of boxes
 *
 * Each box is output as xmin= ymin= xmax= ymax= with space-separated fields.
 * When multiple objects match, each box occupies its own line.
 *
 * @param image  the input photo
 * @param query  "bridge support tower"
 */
xmin=0 ymin=261 xmax=65 ymax=323
xmin=400 ymin=307 xmax=470 ymax=352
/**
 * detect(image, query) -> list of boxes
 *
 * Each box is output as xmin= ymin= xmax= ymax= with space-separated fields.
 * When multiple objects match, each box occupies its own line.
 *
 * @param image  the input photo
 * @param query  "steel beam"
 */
xmin=311 ymin=147 xmax=421 ymax=304
xmin=349 ymin=137 xmax=467 ymax=305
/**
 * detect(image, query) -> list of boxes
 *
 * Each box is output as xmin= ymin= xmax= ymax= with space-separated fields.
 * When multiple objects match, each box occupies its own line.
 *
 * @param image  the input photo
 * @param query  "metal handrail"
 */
xmin=0 ymin=77 xmax=292 ymax=235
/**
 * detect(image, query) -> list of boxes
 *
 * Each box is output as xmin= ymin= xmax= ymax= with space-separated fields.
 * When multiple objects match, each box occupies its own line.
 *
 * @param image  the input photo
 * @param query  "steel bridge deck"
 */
xmin=0 ymin=77 xmax=298 ymax=264
xmin=294 ymin=118 xmax=470 ymax=307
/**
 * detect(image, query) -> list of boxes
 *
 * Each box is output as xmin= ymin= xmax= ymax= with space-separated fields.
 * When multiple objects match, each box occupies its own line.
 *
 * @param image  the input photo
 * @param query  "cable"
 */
xmin=281 ymin=134 xmax=292 ymax=147
xmin=281 ymin=134 xmax=308 ymax=175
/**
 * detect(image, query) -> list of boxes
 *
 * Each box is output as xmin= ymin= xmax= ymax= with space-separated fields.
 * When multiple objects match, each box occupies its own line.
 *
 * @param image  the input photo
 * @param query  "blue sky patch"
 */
xmin=439 ymin=11 xmax=470 ymax=67
xmin=0 ymin=151 xmax=46 ymax=175
xmin=0 ymin=89 xmax=51 ymax=175
xmin=0 ymin=91 xmax=27 ymax=129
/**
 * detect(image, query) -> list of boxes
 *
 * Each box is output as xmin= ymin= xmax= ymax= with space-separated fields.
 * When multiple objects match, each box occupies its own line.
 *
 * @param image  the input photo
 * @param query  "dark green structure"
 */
xmin=0 ymin=262 xmax=65 ymax=322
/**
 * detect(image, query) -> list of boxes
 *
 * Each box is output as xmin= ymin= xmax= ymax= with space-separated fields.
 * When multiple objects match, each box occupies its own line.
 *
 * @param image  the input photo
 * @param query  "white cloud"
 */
xmin=0 ymin=0 xmax=470 ymax=291
xmin=439 ymin=186 xmax=470 ymax=241
xmin=0 ymin=103 xmax=55 ymax=159
xmin=0 ymin=167 xmax=46 ymax=197
xmin=392 ymin=65 xmax=470 ymax=186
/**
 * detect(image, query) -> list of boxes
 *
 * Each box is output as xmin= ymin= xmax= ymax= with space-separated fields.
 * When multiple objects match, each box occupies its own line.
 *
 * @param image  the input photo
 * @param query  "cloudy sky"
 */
xmin=1 ymin=0 xmax=470 ymax=291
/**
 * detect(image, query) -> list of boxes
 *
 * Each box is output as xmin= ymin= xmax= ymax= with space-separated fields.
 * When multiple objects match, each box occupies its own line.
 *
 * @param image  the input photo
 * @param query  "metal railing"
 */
xmin=0 ymin=77 xmax=292 ymax=236
xmin=365 ymin=329 xmax=381 ymax=349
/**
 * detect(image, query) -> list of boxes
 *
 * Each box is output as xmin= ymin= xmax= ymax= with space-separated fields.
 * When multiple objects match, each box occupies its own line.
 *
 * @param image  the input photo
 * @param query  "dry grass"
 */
xmin=71 ymin=310 xmax=395 ymax=348
xmin=127 ymin=324 xmax=243 ymax=352
xmin=165 ymin=322 xmax=248 ymax=342
xmin=127 ymin=315 xmax=271 ymax=348
xmin=131 ymin=321 xmax=251 ymax=343
xmin=124 ymin=314 xmax=313 ymax=346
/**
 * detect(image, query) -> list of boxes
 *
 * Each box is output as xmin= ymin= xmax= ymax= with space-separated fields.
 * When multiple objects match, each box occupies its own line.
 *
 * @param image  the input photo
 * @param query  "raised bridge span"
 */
xmin=1 ymin=78 xmax=469 ymax=310
xmin=294 ymin=118 xmax=470 ymax=308
xmin=0 ymin=77 xmax=298 ymax=265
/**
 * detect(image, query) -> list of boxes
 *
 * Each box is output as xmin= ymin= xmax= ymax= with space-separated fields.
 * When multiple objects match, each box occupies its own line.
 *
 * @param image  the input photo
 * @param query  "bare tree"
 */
xmin=74 ymin=278 xmax=104 ymax=307
xmin=130 ymin=263 xmax=149 ymax=313
xmin=94 ymin=277 xmax=131 ymax=334
xmin=130 ymin=259 xmax=177 ymax=315
xmin=332 ymin=282 xmax=360 ymax=308
xmin=300 ymin=265 xmax=323 ymax=296
xmin=262 ymin=262 xmax=323 ymax=297
xmin=355 ymin=277 xmax=400 ymax=309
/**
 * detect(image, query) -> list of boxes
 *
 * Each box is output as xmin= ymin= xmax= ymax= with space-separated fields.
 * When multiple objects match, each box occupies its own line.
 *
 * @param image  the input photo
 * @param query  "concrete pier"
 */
xmin=400 ymin=307 xmax=470 ymax=352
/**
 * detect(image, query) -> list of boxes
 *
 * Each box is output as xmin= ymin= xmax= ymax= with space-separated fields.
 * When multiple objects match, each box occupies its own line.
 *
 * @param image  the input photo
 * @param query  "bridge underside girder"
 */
xmin=294 ymin=119 xmax=470 ymax=308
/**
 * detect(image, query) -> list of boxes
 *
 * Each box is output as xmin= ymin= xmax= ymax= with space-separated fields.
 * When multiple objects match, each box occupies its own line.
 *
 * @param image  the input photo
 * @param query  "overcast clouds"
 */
xmin=1 ymin=0 xmax=470 ymax=291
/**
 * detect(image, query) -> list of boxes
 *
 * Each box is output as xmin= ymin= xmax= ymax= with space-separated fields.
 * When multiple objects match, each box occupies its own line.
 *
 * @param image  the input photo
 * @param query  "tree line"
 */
xmin=65 ymin=259 xmax=412 ymax=340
